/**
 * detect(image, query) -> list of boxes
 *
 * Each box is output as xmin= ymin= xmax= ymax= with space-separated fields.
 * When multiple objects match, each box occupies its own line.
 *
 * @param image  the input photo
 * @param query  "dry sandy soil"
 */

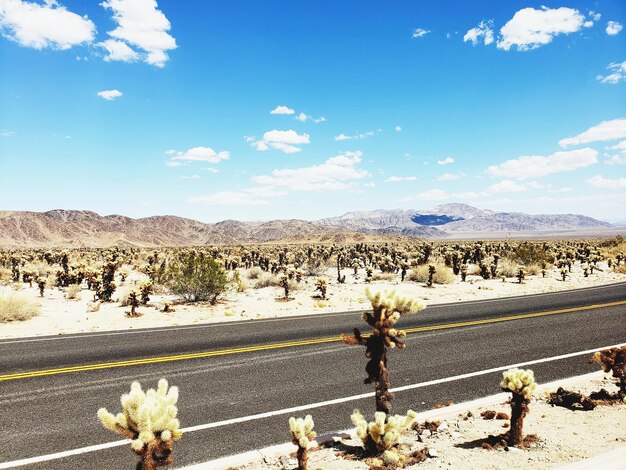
xmin=231 ymin=372 xmax=626 ymax=470
xmin=0 ymin=261 xmax=625 ymax=340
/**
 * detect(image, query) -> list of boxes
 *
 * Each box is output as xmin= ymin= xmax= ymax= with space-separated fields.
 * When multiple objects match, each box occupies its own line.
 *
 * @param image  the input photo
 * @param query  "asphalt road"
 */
xmin=0 ymin=283 xmax=624 ymax=469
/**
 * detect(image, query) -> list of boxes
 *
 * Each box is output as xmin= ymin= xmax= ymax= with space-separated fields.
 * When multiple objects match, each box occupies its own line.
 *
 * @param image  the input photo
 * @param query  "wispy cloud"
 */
xmin=384 ymin=176 xmax=416 ymax=183
xmin=586 ymin=175 xmax=626 ymax=189
xmin=437 ymin=157 xmax=455 ymax=165
xmin=166 ymin=147 xmax=230 ymax=164
xmin=559 ymin=119 xmax=626 ymax=147
xmin=596 ymin=61 xmax=626 ymax=84
xmin=97 ymin=89 xmax=123 ymax=100
xmin=464 ymin=20 xmax=494 ymax=46
xmin=486 ymin=148 xmax=598 ymax=180
xmin=411 ymin=28 xmax=430 ymax=39
xmin=249 ymin=129 xmax=310 ymax=154
xmin=252 ymin=151 xmax=368 ymax=191
xmin=270 ymin=105 xmax=294 ymax=115
xmin=334 ymin=130 xmax=381 ymax=141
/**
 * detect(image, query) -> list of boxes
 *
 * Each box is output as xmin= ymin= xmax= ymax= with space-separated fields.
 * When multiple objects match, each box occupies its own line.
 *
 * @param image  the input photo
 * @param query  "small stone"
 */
xmin=428 ymin=448 xmax=439 ymax=458
xmin=437 ymin=422 xmax=448 ymax=431
xmin=421 ymin=429 xmax=432 ymax=438
xmin=451 ymin=432 xmax=461 ymax=439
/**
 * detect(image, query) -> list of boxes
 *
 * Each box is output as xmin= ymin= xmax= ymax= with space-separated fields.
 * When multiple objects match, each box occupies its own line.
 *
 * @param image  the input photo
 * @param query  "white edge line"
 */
xmin=2 ymin=282 xmax=623 ymax=344
xmin=1 ymin=342 xmax=624 ymax=469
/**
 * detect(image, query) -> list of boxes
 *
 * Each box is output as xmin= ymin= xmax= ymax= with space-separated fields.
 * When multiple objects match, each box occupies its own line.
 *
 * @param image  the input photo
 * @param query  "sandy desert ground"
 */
xmin=0 ymin=260 xmax=624 ymax=340
xmin=233 ymin=372 xmax=626 ymax=470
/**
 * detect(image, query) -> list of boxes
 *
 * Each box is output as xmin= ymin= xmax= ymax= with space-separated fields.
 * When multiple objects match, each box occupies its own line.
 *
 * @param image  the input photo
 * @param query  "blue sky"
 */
xmin=1 ymin=0 xmax=625 ymax=223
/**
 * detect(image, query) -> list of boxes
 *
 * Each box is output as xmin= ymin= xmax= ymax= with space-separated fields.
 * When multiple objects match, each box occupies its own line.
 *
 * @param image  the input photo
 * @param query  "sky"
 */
xmin=0 ymin=0 xmax=625 ymax=223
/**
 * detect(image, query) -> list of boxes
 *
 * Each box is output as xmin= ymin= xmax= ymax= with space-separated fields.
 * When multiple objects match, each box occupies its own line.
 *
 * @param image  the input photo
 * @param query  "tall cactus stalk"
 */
xmin=342 ymin=288 xmax=424 ymax=414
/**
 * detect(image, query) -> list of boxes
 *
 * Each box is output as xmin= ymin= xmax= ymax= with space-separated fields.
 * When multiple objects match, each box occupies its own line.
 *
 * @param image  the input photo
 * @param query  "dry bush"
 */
xmin=254 ymin=273 xmax=281 ymax=289
xmin=614 ymin=264 xmax=626 ymax=275
xmin=498 ymin=259 xmax=519 ymax=278
xmin=65 ymin=284 xmax=82 ymax=300
xmin=0 ymin=268 xmax=11 ymax=283
xmin=0 ymin=290 xmax=40 ymax=322
xmin=371 ymin=272 xmax=397 ymax=282
xmin=246 ymin=267 xmax=263 ymax=280
xmin=467 ymin=264 xmax=481 ymax=276
xmin=408 ymin=263 xmax=455 ymax=284
xmin=525 ymin=263 xmax=541 ymax=276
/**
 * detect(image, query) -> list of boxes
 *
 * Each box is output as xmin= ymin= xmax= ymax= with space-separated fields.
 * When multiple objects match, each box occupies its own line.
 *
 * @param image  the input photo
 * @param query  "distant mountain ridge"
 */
xmin=0 ymin=204 xmax=614 ymax=248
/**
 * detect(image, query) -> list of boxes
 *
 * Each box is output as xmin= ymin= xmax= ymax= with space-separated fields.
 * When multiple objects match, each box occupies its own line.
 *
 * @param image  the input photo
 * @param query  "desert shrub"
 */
xmin=246 ymin=266 xmax=263 ymax=280
xmin=498 ymin=258 xmax=519 ymax=278
xmin=512 ymin=243 xmax=553 ymax=266
xmin=614 ymin=264 xmax=626 ymax=275
xmin=408 ymin=263 xmax=454 ymax=284
xmin=164 ymin=251 xmax=228 ymax=304
xmin=231 ymin=271 xmax=248 ymax=293
xmin=525 ymin=263 xmax=541 ymax=276
xmin=65 ymin=284 xmax=82 ymax=300
xmin=254 ymin=273 xmax=281 ymax=289
xmin=0 ymin=290 xmax=40 ymax=322
xmin=370 ymin=272 xmax=397 ymax=282
xmin=467 ymin=263 xmax=482 ymax=276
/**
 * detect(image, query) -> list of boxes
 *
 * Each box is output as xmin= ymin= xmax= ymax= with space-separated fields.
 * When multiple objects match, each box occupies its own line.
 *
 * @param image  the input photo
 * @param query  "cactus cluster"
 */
xmin=289 ymin=415 xmax=316 ymax=470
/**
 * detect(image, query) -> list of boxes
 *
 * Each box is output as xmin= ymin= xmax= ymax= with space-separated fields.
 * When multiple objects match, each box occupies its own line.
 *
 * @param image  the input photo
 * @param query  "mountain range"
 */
xmin=0 ymin=204 xmax=615 ymax=248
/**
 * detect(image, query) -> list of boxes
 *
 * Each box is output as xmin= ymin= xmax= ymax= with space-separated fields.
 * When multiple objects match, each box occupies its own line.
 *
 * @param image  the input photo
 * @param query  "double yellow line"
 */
xmin=1 ymin=300 xmax=624 ymax=382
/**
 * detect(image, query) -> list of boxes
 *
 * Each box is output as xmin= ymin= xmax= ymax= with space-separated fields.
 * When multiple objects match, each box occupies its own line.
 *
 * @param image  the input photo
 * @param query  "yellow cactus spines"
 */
xmin=289 ymin=415 xmax=316 ymax=470
xmin=591 ymin=346 xmax=626 ymax=401
xmin=343 ymin=289 xmax=424 ymax=414
xmin=501 ymin=368 xmax=536 ymax=399
xmin=501 ymin=368 xmax=536 ymax=447
xmin=98 ymin=378 xmax=181 ymax=470
xmin=351 ymin=409 xmax=418 ymax=464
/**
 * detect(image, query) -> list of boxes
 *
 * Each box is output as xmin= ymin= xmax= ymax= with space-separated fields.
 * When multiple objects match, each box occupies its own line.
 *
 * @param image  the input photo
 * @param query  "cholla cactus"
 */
xmin=140 ymin=280 xmax=153 ymax=305
xmin=460 ymin=264 xmax=468 ymax=282
xmin=560 ymin=268 xmax=567 ymax=281
xmin=98 ymin=379 xmax=182 ymax=470
xmin=342 ymin=288 xmax=424 ymax=414
xmin=278 ymin=274 xmax=290 ymax=299
xmin=501 ymin=368 xmax=536 ymax=447
xmin=426 ymin=264 xmax=436 ymax=287
xmin=351 ymin=409 xmax=417 ymax=465
xmin=37 ymin=276 xmax=46 ymax=297
xmin=516 ymin=267 xmax=526 ymax=284
xmin=127 ymin=289 xmax=141 ymax=317
xmin=315 ymin=276 xmax=328 ymax=300
xmin=289 ymin=415 xmax=316 ymax=470
xmin=592 ymin=346 xmax=626 ymax=402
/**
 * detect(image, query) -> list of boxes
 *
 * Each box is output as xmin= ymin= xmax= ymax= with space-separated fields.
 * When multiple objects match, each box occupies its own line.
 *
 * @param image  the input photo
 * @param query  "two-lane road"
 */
xmin=0 ymin=283 xmax=624 ymax=469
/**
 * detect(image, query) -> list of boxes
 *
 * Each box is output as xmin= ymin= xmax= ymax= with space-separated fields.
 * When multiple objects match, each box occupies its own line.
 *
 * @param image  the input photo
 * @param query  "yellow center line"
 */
xmin=1 ymin=300 xmax=624 ymax=382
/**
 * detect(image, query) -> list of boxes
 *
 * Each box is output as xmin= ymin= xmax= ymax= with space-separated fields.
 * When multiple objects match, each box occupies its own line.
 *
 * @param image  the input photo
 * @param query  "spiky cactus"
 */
xmin=140 ymin=280 xmax=153 ymax=305
xmin=516 ymin=267 xmax=526 ymax=284
xmin=127 ymin=289 xmax=141 ymax=317
xmin=351 ymin=409 xmax=417 ymax=465
xmin=341 ymin=288 xmax=424 ymax=414
xmin=289 ymin=415 xmax=316 ymax=470
xmin=426 ymin=264 xmax=436 ymax=287
xmin=315 ymin=277 xmax=327 ymax=300
xmin=560 ymin=268 xmax=567 ymax=281
xmin=98 ymin=379 xmax=182 ymax=470
xmin=592 ymin=346 xmax=626 ymax=402
xmin=37 ymin=276 xmax=46 ymax=297
xmin=500 ymin=368 xmax=536 ymax=447
xmin=279 ymin=274 xmax=290 ymax=300
xmin=460 ymin=264 xmax=468 ymax=282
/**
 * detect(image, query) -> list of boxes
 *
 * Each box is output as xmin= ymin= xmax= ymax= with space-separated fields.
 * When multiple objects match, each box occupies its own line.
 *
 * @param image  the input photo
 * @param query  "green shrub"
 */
xmin=164 ymin=251 xmax=228 ymax=304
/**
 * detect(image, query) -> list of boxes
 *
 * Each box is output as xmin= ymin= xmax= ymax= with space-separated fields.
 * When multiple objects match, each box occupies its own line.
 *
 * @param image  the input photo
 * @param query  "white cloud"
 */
xmin=252 ymin=151 xmax=368 ymax=191
xmin=437 ymin=172 xmax=464 ymax=181
xmin=177 ymin=174 xmax=199 ymax=180
xmin=295 ymin=112 xmax=325 ymax=123
xmin=99 ymin=38 xmax=139 ymax=62
xmin=497 ymin=7 xmax=585 ymax=51
xmin=464 ymin=20 xmax=494 ymax=46
xmin=607 ymin=21 xmax=623 ymax=35
xmin=0 ymin=0 xmax=95 ymax=50
xmin=394 ymin=125 xmax=402 ymax=132
xmin=486 ymin=148 xmax=598 ymax=180
xmin=167 ymin=147 xmax=230 ymax=163
xmin=99 ymin=0 xmax=176 ymax=67
xmin=548 ymin=187 xmax=572 ymax=193
xmin=586 ymin=175 xmax=626 ymax=189
xmin=270 ymin=105 xmax=294 ymax=115
xmin=437 ymin=157 xmax=455 ymax=165
xmin=384 ymin=176 xmax=417 ymax=183
xmin=484 ymin=180 xmax=527 ymax=194
xmin=202 ymin=167 xmax=219 ymax=173
xmin=559 ymin=119 xmax=626 ymax=147
xmin=333 ymin=130 xmax=378 ymax=141
xmin=0 ymin=129 xmax=14 ymax=137
xmin=605 ymin=154 xmax=626 ymax=165
xmin=165 ymin=161 xmax=182 ymax=167
xmin=250 ymin=129 xmax=311 ymax=154
xmin=589 ymin=11 xmax=601 ymax=22
xmin=596 ymin=61 xmax=626 ymax=84
xmin=188 ymin=191 xmax=269 ymax=206
xmin=97 ymin=89 xmax=123 ymax=100
xmin=608 ymin=140 xmax=626 ymax=151
xmin=411 ymin=28 xmax=430 ymax=39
